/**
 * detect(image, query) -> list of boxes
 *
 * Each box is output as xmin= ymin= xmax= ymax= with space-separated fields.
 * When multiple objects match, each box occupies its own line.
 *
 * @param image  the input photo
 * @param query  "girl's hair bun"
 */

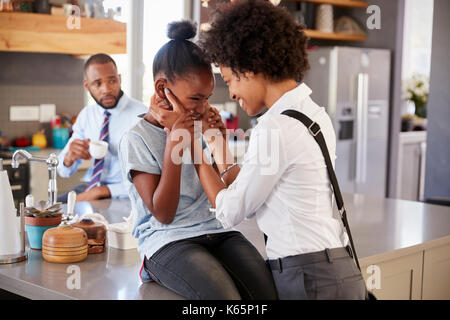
xmin=167 ymin=20 xmax=197 ymax=41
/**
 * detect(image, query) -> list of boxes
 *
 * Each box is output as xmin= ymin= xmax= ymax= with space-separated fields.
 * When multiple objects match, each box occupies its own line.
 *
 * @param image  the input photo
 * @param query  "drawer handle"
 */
xmin=10 ymin=185 xmax=22 ymax=191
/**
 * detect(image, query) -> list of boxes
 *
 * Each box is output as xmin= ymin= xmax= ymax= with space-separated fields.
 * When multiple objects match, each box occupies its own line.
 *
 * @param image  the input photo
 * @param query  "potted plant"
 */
xmin=25 ymin=201 xmax=63 ymax=250
xmin=402 ymin=73 xmax=429 ymax=130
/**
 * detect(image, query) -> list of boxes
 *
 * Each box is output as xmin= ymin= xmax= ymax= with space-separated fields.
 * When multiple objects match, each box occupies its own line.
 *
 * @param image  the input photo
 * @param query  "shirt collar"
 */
xmin=258 ymin=83 xmax=312 ymax=122
xmin=95 ymin=91 xmax=129 ymax=115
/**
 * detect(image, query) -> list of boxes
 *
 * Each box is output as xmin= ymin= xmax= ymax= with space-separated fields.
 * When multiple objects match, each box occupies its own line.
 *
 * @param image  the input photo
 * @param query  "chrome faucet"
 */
xmin=12 ymin=150 xmax=59 ymax=205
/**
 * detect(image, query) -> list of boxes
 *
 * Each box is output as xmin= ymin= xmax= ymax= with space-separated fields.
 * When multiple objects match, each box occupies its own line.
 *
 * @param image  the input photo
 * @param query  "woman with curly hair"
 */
xmin=119 ymin=20 xmax=278 ymax=300
xmin=182 ymin=0 xmax=366 ymax=299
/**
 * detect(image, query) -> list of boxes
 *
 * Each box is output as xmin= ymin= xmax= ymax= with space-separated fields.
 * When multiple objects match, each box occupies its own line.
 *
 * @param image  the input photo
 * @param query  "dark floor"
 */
xmin=0 ymin=288 xmax=28 ymax=300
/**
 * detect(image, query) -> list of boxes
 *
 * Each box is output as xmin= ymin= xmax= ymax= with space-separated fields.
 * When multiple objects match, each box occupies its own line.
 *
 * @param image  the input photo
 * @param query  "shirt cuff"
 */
xmin=106 ymin=182 xmax=128 ymax=199
xmin=214 ymin=189 xmax=233 ymax=229
xmin=57 ymin=159 xmax=81 ymax=178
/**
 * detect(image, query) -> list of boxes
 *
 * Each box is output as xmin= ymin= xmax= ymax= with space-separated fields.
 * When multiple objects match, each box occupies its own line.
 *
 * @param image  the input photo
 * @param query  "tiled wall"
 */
xmin=0 ymin=52 xmax=85 ymax=143
xmin=0 ymin=52 xmax=253 ymax=144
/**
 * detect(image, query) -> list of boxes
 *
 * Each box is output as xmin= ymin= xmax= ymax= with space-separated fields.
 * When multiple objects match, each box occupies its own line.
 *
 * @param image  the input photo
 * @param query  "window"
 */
xmin=401 ymin=0 xmax=434 ymax=115
xmin=84 ymin=0 xmax=130 ymax=107
xmin=402 ymin=0 xmax=434 ymax=79
xmin=84 ymin=0 xmax=186 ymax=107
xmin=142 ymin=0 xmax=186 ymax=104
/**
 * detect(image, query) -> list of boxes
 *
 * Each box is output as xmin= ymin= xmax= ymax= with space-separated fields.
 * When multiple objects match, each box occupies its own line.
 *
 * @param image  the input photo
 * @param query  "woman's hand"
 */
xmin=202 ymin=104 xmax=227 ymax=141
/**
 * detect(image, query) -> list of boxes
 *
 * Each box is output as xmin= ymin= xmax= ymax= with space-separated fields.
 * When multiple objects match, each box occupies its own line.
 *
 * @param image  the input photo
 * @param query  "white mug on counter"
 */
xmin=89 ymin=141 xmax=109 ymax=159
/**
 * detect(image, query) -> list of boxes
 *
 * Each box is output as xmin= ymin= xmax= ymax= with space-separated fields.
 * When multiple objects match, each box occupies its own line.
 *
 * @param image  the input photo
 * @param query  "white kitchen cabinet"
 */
xmin=361 ymin=252 xmax=423 ymax=300
xmin=422 ymin=243 xmax=450 ymax=300
xmin=396 ymin=131 xmax=427 ymax=201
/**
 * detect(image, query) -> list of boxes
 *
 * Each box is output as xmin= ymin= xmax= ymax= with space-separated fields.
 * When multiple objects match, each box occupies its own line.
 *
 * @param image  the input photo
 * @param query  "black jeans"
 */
xmin=144 ymin=231 xmax=278 ymax=300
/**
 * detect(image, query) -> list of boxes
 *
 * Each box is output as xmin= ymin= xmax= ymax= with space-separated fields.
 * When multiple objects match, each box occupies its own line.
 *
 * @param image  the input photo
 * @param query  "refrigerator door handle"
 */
xmin=355 ymin=73 xmax=369 ymax=185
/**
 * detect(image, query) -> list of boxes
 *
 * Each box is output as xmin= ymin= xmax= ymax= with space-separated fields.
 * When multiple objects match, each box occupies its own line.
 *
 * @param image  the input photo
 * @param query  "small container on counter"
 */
xmin=42 ymin=222 xmax=88 ymax=263
xmin=72 ymin=218 xmax=107 ymax=254
xmin=107 ymin=221 xmax=138 ymax=250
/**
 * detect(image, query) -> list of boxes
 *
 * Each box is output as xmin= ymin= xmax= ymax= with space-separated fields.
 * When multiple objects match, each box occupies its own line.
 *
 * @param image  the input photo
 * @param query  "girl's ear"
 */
xmin=155 ymin=78 xmax=167 ymax=99
xmin=154 ymin=77 xmax=173 ymax=108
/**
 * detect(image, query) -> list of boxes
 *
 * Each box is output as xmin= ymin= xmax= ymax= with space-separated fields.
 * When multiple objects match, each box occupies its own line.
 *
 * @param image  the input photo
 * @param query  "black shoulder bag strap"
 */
xmin=280 ymin=109 xmax=362 ymax=271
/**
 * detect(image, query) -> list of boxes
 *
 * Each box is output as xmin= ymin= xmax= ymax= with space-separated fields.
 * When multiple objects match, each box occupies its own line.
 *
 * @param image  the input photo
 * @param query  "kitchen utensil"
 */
xmin=107 ymin=210 xmax=137 ymax=250
xmin=42 ymin=222 xmax=88 ymax=263
xmin=72 ymin=218 xmax=107 ymax=254
xmin=89 ymin=140 xmax=109 ymax=159
xmin=107 ymin=224 xmax=138 ymax=250
xmin=64 ymin=191 xmax=76 ymax=221
xmin=52 ymin=128 xmax=69 ymax=149
xmin=0 ymin=167 xmax=27 ymax=263
xmin=315 ymin=4 xmax=333 ymax=33
xmin=32 ymin=129 xmax=47 ymax=149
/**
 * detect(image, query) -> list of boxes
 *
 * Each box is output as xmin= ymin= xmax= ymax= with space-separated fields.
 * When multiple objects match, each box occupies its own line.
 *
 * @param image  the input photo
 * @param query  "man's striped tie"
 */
xmin=86 ymin=110 xmax=111 ymax=191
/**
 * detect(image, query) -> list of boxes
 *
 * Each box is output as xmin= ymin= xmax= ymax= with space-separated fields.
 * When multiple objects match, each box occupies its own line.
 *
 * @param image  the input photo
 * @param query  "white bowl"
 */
xmin=107 ymin=230 xmax=138 ymax=250
xmin=89 ymin=140 xmax=109 ymax=159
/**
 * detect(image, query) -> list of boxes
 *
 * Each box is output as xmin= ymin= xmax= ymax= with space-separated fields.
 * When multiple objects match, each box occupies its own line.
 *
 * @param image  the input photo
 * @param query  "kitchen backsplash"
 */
xmin=0 ymin=52 xmax=253 ymax=143
xmin=0 ymin=52 xmax=85 ymax=142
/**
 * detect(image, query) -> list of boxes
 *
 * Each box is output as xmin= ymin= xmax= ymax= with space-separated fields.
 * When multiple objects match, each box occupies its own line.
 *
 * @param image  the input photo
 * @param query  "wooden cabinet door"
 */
xmin=361 ymin=252 xmax=423 ymax=300
xmin=422 ymin=243 xmax=450 ymax=300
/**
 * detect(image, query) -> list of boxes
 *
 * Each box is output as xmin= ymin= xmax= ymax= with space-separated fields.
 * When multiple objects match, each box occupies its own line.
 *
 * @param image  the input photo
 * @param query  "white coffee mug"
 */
xmin=89 ymin=140 xmax=109 ymax=159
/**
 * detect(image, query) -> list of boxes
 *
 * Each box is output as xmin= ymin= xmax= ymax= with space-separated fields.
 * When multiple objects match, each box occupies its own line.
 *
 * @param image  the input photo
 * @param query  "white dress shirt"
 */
xmin=215 ymin=83 xmax=349 ymax=259
xmin=57 ymin=93 xmax=148 ymax=198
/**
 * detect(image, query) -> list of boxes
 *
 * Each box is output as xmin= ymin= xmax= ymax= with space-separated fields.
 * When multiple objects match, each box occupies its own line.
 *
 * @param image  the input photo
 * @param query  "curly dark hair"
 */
xmin=199 ymin=0 xmax=310 ymax=83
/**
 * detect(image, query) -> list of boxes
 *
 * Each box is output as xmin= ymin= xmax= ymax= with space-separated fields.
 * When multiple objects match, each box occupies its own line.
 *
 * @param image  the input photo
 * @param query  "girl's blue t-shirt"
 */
xmin=118 ymin=117 xmax=229 ymax=260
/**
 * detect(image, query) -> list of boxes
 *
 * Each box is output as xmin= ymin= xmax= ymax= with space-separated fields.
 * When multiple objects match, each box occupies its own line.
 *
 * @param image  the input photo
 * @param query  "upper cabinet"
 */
xmin=284 ymin=0 xmax=368 ymax=8
xmin=284 ymin=0 xmax=368 ymax=41
xmin=199 ymin=0 xmax=368 ymax=42
xmin=0 ymin=12 xmax=126 ymax=55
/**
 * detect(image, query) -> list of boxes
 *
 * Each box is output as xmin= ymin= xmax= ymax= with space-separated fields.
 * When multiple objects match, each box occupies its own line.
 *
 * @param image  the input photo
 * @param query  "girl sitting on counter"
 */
xmin=155 ymin=0 xmax=367 ymax=300
xmin=118 ymin=20 xmax=277 ymax=300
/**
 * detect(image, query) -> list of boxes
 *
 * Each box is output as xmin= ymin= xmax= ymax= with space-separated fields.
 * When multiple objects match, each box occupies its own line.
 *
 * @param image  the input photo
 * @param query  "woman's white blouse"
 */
xmin=215 ymin=84 xmax=349 ymax=260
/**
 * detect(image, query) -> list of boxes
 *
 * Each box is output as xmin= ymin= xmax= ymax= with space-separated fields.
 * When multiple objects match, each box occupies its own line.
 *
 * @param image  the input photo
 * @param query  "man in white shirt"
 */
xmin=57 ymin=54 xmax=147 ymax=203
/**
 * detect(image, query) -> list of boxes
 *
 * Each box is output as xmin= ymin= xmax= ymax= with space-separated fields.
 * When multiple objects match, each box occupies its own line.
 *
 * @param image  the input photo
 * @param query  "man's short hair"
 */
xmin=84 ymin=53 xmax=117 ymax=74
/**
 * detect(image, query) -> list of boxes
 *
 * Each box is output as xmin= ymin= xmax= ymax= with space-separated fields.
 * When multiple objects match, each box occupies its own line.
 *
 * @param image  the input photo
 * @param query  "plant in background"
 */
xmin=24 ymin=201 xmax=63 ymax=250
xmin=25 ymin=201 xmax=63 ymax=218
xmin=402 ymin=73 xmax=429 ymax=118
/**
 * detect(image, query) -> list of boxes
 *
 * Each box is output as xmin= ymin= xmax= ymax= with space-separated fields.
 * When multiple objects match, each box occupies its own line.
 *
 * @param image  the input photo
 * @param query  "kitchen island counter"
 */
xmin=1 ymin=194 xmax=449 ymax=300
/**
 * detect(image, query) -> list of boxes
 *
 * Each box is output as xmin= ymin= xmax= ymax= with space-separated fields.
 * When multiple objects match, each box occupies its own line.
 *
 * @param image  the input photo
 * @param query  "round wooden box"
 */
xmin=72 ymin=219 xmax=107 ymax=254
xmin=42 ymin=222 xmax=88 ymax=263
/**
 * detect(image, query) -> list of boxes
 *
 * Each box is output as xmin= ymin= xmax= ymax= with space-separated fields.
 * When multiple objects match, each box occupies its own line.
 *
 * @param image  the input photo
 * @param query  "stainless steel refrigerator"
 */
xmin=304 ymin=47 xmax=391 ymax=197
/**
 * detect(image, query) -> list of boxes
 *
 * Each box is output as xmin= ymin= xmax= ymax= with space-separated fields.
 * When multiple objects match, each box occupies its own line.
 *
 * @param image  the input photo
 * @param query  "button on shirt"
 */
xmin=57 ymin=93 xmax=148 ymax=198
xmin=215 ymin=84 xmax=349 ymax=260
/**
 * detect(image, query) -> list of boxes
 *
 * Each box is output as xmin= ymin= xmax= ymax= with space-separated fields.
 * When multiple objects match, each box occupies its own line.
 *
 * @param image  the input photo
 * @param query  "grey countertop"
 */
xmin=1 ymin=194 xmax=449 ymax=300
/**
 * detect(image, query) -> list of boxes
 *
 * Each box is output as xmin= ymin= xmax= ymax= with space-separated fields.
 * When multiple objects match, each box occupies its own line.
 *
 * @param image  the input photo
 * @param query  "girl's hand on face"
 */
xmin=149 ymin=88 xmax=187 ymax=132
xmin=163 ymin=88 xmax=202 ymax=141
xmin=202 ymin=103 xmax=227 ymax=140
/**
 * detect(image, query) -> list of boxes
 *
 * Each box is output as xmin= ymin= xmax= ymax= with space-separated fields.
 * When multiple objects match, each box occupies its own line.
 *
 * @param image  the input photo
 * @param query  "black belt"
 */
xmin=268 ymin=246 xmax=353 ymax=272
